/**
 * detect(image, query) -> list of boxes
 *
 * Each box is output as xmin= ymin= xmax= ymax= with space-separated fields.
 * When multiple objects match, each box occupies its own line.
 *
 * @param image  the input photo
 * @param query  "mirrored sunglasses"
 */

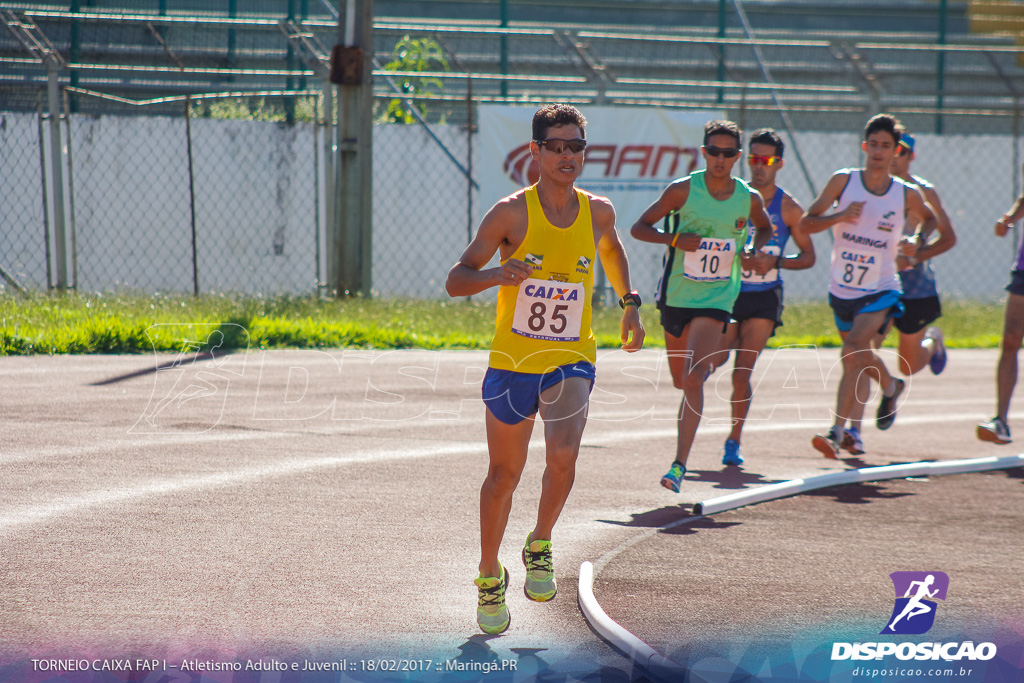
xmin=748 ymin=154 xmax=781 ymax=166
xmin=535 ymin=138 xmax=587 ymax=154
xmin=705 ymin=146 xmax=741 ymax=158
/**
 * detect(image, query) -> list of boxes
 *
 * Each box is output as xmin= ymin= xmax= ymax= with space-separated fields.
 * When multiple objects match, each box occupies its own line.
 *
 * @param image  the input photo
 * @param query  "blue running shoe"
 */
xmin=660 ymin=462 xmax=685 ymax=492
xmin=925 ymin=327 xmax=947 ymax=375
xmin=722 ymin=439 xmax=743 ymax=466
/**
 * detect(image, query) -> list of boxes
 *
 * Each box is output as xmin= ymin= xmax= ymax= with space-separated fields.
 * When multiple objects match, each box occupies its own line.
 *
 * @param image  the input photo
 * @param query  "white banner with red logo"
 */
xmin=477 ymin=105 xmax=723 ymax=299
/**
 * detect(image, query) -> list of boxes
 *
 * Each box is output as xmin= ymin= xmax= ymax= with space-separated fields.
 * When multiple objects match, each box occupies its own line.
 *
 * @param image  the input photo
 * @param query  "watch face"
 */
xmin=620 ymin=293 xmax=641 ymax=308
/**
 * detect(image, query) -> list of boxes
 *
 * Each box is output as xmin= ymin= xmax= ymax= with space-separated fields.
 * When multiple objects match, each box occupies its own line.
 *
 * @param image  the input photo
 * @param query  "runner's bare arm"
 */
xmin=593 ymin=197 xmax=645 ymax=352
xmin=445 ymin=198 xmax=532 ymax=297
xmin=995 ymin=190 xmax=1024 ymax=237
xmin=900 ymin=187 xmax=937 ymax=262
xmin=630 ymin=178 xmax=700 ymax=251
xmin=748 ymin=191 xmax=774 ymax=251
xmin=780 ymin=194 xmax=815 ymax=270
xmin=798 ymin=172 xmax=861 ymax=234
xmin=741 ymin=192 xmax=776 ymax=274
xmin=911 ymin=185 xmax=956 ymax=264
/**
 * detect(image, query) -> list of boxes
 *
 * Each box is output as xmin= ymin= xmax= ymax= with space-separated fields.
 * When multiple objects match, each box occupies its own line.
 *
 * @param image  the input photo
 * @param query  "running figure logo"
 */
xmin=881 ymin=571 xmax=949 ymax=635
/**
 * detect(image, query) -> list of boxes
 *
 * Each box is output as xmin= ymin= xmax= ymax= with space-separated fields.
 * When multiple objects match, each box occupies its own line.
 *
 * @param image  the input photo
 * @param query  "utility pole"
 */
xmin=330 ymin=0 xmax=374 ymax=296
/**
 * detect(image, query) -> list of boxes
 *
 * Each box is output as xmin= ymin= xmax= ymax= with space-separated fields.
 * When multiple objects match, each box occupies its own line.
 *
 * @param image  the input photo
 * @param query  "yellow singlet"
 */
xmin=489 ymin=184 xmax=597 ymax=374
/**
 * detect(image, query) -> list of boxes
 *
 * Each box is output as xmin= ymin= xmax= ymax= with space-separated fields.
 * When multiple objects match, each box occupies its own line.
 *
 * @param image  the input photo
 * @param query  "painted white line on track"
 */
xmin=5 ymin=408 xmax=1019 ymax=467
xmin=0 ymin=430 xmax=307 ymax=465
xmin=0 ymin=419 xmax=475 ymax=465
xmin=585 ymin=410 xmax=1024 ymax=445
xmin=4 ymin=412 xmax=1022 ymax=532
xmin=0 ymin=441 xmax=490 ymax=534
xmin=578 ymin=454 xmax=1024 ymax=680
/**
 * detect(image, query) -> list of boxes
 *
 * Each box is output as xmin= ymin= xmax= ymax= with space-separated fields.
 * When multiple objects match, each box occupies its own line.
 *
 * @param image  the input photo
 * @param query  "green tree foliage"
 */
xmin=189 ymin=95 xmax=320 ymax=122
xmin=378 ymin=35 xmax=450 ymax=124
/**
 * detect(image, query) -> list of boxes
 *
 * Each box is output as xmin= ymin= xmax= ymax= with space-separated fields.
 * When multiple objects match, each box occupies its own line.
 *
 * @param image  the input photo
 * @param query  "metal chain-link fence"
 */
xmin=1 ymin=93 xmax=324 ymax=295
xmin=373 ymin=121 xmax=472 ymax=299
xmin=3 ymin=4 xmax=1024 ymax=300
xmin=1 ymin=106 xmax=49 ymax=291
xmin=3 ymin=94 xmax=1023 ymax=300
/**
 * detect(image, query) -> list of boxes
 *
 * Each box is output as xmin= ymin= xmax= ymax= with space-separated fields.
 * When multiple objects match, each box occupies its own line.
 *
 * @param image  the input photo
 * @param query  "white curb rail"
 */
xmin=579 ymin=454 xmax=1024 ymax=679
xmin=578 ymin=561 xmax=685 ymax=681
xmin=693 ymin=454 xmax=1024 ymax=515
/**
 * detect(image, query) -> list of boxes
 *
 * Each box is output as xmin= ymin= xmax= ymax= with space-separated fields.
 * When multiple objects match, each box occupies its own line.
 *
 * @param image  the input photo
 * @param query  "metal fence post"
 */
xmin=313 ymin=95 xmax=323 ymax=293
xmin=185 ymin=96 xmax=200 ymax=296
xmin=935 ymin=0 xmax=947 ymax=134
xmin=36 ymin=99 xmax=52 ymax=290
xmin=466 ymin=78 xmax=474 ymax=247
xmin=333 ymin=0 xmax=373 ymax=297
xmin=63 ymin=89 xmax=77 ymax=289
xmin=322 ymin=78 xmax=336 ymax=293
xmin=46 ymin=58 xmax=68 ymax=290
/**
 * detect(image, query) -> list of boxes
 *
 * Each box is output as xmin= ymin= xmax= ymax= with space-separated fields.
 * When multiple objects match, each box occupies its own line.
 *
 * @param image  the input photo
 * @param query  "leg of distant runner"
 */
xmin=727 ymin=318 xmax=774 ymax=444
xmin=996 ymin=294 xmax=1024 ymax=422
xmin=676 ymin=317 xmax=728 ymax=467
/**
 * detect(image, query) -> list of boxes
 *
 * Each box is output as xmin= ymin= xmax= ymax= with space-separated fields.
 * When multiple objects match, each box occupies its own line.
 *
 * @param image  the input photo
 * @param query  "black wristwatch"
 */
xmin=618 ymin=291 xmax=642 ymax=309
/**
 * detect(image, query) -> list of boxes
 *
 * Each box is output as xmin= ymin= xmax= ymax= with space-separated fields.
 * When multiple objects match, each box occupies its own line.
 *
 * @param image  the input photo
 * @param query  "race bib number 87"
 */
xmin=833 ymin=248 xmax=882 ymax=291
xmin=512 ymin=278 xmax=585 ymax=342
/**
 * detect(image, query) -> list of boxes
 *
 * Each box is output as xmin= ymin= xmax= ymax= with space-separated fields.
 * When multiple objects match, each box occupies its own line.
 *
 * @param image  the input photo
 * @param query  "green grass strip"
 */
xmin=0 ymin=292 xmax=1007 ymax=356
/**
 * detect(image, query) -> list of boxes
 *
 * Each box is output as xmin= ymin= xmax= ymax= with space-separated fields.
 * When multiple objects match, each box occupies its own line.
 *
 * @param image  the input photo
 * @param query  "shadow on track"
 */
xmin=682 ymin=467 xmax=786 ymax=490
xmin=803 ymin=480 xmax=916 ymax=505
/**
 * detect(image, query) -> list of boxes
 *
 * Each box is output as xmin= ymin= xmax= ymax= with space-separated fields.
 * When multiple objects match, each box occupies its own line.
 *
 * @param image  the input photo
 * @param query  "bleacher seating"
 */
xmin=0 ymin=0 xmax=1021 ymax=133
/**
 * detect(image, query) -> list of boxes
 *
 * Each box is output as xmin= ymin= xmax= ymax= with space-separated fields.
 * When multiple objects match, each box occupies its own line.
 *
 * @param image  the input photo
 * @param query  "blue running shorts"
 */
xmin=829 ymin=290 xmax=904 ymax=333
xmin=482 ymin=361 xmax=596 ymax=425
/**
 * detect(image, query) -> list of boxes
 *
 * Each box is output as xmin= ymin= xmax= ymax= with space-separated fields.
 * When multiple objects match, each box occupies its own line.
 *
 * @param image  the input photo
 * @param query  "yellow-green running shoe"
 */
xmin=474 ymin=565 xmax=510 ymax=634
xmin=522 ymin=535 xmax=556 ymax=602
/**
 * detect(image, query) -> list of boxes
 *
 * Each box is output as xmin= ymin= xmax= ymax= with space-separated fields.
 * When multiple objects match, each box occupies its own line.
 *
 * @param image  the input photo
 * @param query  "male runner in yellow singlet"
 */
xmin=445 ymin=104 xmax=645 ymax=635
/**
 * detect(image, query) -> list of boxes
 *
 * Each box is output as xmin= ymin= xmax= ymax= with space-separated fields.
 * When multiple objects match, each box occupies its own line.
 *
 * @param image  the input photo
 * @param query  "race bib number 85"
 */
xmin=512 ymin=278 xmax=585 ymax=342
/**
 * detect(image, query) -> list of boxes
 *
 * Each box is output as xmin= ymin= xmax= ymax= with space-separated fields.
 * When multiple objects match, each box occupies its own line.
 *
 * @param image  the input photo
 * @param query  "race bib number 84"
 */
xmin=741 ymin=245 xmax=781 ymax=284
xmin=512 ymin=278 xmax=585 ymax=342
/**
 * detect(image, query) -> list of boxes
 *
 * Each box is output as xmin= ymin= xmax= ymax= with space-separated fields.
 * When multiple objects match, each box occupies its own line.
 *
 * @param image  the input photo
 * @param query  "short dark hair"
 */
xmin=749 ymin=128 xmax=784 ymax=158
xmin=864 ymin=114 xmax=901 ymax=144
xmin=532 ymin=104 xmax=587 ymax=141
xmin=703 ymin=119 xmax=741 ymax=147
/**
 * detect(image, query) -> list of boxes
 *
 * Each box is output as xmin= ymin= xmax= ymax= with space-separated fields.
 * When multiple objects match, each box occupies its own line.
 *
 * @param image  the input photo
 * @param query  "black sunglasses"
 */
xmin=705 ymin=145 xmax=741 ymax=158
xmin=534 ymin=138 xmax=587 ymax=154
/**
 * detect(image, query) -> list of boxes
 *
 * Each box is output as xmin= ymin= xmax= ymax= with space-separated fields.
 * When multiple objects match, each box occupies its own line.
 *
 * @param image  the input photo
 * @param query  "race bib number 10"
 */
xmin=683 ymin=237 xmax=735 ymax=282
xmin=512 ymin=278 xmax=585 ymax=342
